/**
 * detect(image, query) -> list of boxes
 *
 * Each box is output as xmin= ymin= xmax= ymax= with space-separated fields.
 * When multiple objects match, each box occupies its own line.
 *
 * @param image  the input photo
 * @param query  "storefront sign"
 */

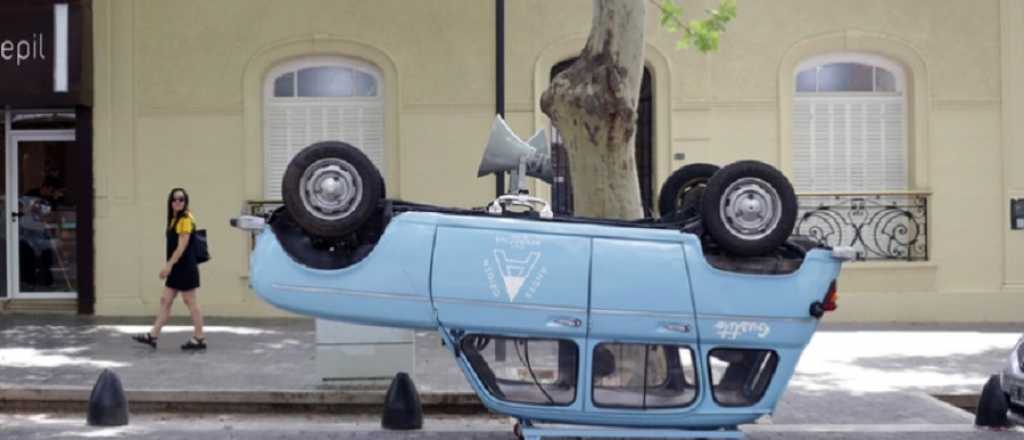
xmin=0 ymin=33 xmax=47 ymax=67
xmin=0 ymin=1 xmax=89 ymax=106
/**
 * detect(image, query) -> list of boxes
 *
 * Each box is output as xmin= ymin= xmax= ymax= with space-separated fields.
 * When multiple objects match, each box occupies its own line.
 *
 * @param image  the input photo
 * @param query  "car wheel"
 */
xmin=282 ymin=141 xmax=383 ymax=239
xmin=700 ymin=160 xmax=797 ymax=257
xmin=658 ymin=163 xmax=720 ymax=219
xmin=976 ymin=374 xmax=1010 ymax=427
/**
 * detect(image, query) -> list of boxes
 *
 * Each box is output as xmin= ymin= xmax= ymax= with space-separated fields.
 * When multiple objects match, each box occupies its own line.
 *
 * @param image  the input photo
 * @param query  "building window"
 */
xmin=263 ymin=57 xmax=384 ymax=199
xmin=792 ymin=54 xmax=907 ymax=192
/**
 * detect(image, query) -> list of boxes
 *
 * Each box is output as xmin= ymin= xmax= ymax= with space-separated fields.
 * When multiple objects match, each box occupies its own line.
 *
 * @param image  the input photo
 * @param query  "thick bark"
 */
xmin=541 ymin=0 xmax=646 ymax=219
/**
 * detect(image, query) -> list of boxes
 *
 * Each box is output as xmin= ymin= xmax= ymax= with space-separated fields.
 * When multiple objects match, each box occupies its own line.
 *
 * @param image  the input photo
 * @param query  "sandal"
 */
xmin=131 ymin=332 xmax=157 ymax=348
xmin=181 ymin=336 xmax=207 ymax=350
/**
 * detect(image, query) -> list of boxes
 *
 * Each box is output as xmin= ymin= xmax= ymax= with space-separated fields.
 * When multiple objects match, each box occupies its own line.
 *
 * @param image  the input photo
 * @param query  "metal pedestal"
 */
xmin=315 ymin=319 xmax=414 ymax=386
xmin=518 ymin=422 xmax=744 ymax=440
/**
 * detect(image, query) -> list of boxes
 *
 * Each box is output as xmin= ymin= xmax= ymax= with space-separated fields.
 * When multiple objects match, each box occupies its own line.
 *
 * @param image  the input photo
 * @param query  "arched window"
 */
xmin=792 ymin=54 xmax=907 ymax=192
xmin=263 ymin=57 xmax=384 ymax=199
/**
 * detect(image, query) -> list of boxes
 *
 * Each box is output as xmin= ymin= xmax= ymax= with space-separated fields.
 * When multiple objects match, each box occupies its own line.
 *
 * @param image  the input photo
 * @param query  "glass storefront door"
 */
xmin=6 ymin=130 xmax=77 ymax=298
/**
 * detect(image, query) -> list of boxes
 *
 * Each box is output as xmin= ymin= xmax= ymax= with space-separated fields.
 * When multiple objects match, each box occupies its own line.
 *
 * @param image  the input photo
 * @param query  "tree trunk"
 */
xmin=541 ymin=0 xmax=646 ymax=220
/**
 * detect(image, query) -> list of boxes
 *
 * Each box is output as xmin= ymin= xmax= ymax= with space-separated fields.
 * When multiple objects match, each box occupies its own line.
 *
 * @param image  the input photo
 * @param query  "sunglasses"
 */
xmin=172 ymin=197 xmax=186 ymax=202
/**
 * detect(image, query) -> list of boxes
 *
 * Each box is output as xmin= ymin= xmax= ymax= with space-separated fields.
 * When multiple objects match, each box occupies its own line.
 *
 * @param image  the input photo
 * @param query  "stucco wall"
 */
xmin=91 ymin=0 xmax=1022 ymax=321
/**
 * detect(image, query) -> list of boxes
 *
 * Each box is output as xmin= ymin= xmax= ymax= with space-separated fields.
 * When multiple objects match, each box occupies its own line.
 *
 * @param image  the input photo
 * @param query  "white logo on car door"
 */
xmin=493 ymin=249 xmax=540 ymax=302
xmin=483 ymin=235 xmax=547 ymax=302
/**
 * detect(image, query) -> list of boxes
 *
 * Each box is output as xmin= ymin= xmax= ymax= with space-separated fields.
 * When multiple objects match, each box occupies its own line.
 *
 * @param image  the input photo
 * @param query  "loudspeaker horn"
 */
xmin=477 ymin=115 xmax=553 ymax=184
xmin=524 ymin=130 xmax=553 ymax=184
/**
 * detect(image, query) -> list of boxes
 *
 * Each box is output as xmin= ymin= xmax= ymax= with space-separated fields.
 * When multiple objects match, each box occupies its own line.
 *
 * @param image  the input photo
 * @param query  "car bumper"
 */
xmin=1002 ymin=338 xmax=1024 ymax=409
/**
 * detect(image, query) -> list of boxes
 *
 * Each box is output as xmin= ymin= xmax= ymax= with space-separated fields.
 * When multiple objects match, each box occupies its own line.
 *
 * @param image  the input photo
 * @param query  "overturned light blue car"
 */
xmin=239 ymin=203 xmax=849 ymax=435
xmin=234 ymin=121 xmax=854 ymax=439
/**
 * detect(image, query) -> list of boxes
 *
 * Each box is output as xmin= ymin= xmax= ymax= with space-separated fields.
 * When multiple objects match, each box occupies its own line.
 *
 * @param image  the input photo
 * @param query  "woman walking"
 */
xmin=132 ymin=188 xmax=206 ymax=350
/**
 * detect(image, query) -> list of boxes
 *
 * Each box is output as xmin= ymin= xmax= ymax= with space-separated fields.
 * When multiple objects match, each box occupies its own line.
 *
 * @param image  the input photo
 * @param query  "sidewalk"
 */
xmin=0 ymin=314 xmax=474 ymax=412
xmin=1 ymin=314 xmax=1021 ymax=425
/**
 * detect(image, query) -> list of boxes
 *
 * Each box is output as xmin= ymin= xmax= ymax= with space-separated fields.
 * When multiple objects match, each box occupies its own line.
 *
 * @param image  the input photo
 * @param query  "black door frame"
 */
xmin=0 ymin=108 xmax=94 ymax=313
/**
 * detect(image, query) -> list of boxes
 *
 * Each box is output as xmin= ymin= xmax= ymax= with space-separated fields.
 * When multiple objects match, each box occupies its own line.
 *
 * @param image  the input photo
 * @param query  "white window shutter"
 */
xmin=264 ymin=58 xmax=385 ymax=200
xmin=792 ymin=99 xmax=813 ymax=190
xmin=793 ymin=96 xmax=905 ymax=192
xmin=264 ymin=101 xmax=385 ymax=200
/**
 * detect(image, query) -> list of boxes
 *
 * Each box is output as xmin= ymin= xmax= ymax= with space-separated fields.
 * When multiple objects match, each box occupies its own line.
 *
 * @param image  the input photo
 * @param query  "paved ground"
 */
xmin=0 ymin=315 xmax=467 ymax=393
xmin=1 ymin=315 xmax=1022 ymax=438
xmin=2 ymin=316 xmax=1018 ymax=396
xmin=1 ymin=412 xmax=1022 ymax=439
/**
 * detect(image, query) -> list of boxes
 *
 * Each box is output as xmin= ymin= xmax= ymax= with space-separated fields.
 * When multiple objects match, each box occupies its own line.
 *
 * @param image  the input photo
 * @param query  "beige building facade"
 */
xmin=78 ymin=0 xmax=1022 ymax=322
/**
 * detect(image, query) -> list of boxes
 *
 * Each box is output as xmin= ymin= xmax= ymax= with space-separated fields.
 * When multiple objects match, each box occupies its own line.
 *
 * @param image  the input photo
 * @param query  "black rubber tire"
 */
xmin=976 ymin=374 xmax=1010 ymax=427
xmin=282 ymin=141 xmax=383 ymax=239
xmin=658 ymin=163 xmax=720 ymax=218
xmin=700 ymin=160 xmax=798 ymax=257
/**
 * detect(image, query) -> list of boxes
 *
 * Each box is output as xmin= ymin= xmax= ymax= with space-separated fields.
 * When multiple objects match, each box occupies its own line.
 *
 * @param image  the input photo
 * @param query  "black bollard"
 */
xmin=87 ymin=369 xmax=129 ymax=426
xmin=975 ymin=374 xmax=1009 ymax=427
xmin=381 ymin=372 xmax=423 ymax=430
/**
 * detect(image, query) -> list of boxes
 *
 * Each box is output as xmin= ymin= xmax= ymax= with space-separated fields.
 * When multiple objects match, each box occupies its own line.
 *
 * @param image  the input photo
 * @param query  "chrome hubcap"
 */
xmin=719 ymin=177 xmax=781 ymax=240
xmin=299 ymin=158 xmax=363 ymax=221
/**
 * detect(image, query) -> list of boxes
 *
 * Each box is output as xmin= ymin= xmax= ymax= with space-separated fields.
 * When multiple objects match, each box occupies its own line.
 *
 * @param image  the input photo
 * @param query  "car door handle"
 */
xmin=662 ymin=323 xmax=692 ymax=334
xmin=549 ymin=318 xmax=582 ymax=328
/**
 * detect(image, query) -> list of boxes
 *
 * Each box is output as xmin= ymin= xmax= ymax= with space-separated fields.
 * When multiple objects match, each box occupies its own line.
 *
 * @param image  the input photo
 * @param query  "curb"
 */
xmin=0 ymin=385 xmax=484 ymax=414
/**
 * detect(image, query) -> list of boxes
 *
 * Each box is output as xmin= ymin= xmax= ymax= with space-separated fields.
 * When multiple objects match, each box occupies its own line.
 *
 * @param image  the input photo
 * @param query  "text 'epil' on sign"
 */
xmin=0 ymin=34 xmax=46 ymax=67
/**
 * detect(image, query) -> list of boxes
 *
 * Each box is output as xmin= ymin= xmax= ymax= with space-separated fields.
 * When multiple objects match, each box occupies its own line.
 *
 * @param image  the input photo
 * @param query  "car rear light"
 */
xmin=809 ymin=280 xmax=839 ymax=318
xmin=822 ymin=280 xmax=839 ymax=312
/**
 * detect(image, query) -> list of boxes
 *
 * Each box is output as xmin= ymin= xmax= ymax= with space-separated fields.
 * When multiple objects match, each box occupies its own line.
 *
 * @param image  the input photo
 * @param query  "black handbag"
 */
xmin=192 ymin=228 xmax=210 ymax=264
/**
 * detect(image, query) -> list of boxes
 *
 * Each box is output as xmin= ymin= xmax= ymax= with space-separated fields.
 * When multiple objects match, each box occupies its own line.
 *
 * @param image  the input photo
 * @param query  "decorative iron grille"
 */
xmin=247 ymin=200 xmax=282 ymax=217
xmin=246 ymin=195 xmax=929 ymax=262
xmin=243 ymin=200 xmax=282 ymax=249
xmin=794 ymin=192 xmax=928 ymax=261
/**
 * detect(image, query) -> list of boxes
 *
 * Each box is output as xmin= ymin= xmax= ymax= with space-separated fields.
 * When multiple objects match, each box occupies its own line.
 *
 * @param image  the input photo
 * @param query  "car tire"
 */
xmin=976 ymin=374 xmax=1010 ymax=427
xmin=282 ymin=141 xmax=383 ymax=239
xmin=658 ymin=163 xmax=720 ymax=219
xmin=700 ymin=160 xmax=798 ymax=257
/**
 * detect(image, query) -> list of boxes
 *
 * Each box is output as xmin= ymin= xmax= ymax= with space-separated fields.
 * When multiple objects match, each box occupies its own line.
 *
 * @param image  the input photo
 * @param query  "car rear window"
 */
xmin=708 ymin=348 xmax=779 ymax=407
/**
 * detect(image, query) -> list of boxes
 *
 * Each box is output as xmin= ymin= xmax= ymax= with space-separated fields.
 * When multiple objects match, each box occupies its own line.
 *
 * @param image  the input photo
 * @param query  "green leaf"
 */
xmin=657 ymin=0 xmax=736 ymax=53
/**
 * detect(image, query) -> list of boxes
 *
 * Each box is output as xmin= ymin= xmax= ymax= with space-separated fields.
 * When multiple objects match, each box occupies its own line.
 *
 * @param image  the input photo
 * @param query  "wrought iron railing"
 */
xmin=243 ymin=200 xmax=282 ymax=249
xmin=794 ymin=192 xmax=929 ymax=261
xmin=245 ymin=195 xmax=929 ymax=262
xmin=247 ymin=200 xmax=282 ymax=217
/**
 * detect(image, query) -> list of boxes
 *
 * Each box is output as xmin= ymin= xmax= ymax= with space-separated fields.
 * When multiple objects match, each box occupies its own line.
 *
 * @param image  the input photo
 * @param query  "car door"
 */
xmin=586 ymin=237 xmax=702 ymax=418
xmin=430 ymin=216 xmax=590 ymax=415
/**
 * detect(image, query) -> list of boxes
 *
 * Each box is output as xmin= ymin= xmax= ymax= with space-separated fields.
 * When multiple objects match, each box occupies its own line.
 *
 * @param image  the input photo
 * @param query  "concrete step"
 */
xmin=0 ymin=384 xmax=483 ymax=414
xmin=0 ymin=299 xmax=77 ymax=314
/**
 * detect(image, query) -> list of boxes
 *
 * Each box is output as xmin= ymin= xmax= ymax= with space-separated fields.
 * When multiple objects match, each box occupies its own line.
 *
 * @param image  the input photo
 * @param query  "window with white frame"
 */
xmin=792 ymin=54 xmax=907 ymax=192
xmin=263 ymin=57 xmax=384 ymax=199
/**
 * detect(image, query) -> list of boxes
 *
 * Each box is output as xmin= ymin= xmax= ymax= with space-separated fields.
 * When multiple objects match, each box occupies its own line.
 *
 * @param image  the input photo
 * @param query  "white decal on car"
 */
xmin=483 ymin=234 xmax=546 ymax=302
xmin=714 ymin=320 xmax=772 ymax=340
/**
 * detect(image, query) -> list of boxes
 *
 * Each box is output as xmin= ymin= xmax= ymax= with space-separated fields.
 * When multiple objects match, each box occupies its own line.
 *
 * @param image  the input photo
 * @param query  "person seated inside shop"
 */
xmin=26 ymin=177 xmax=67 ymax=207
xmin=18 ymin=177 xmax=68 ymax=289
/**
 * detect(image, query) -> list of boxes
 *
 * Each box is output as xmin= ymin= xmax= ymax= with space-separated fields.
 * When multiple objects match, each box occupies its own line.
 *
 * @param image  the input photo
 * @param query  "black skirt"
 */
xmin=165 ymin=228 xmax=200 ymax=291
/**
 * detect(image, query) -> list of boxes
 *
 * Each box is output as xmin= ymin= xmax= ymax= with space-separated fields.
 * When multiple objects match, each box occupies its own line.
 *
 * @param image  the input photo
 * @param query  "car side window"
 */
xmin=592 ymin=343 xmax=698 ymax=409
xmin=708 ymin=348 xmax=779 ymax=407
xmin=460 ymin=335 xmax=577 ymax=406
